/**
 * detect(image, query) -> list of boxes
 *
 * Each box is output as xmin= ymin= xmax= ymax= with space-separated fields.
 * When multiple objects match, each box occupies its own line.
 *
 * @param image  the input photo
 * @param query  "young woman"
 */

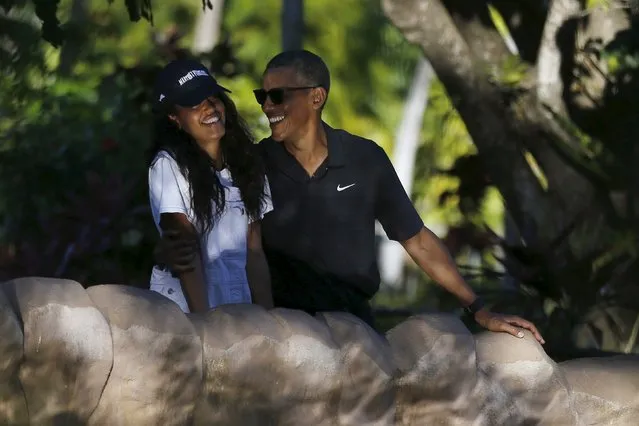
xmin=147 ymin=58 xmax=273 ymax=313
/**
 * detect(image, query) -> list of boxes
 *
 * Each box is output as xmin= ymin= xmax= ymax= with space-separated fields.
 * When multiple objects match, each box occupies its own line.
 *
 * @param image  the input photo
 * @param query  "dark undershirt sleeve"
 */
xmin=373 ymin=145 xmax=424 ymax=242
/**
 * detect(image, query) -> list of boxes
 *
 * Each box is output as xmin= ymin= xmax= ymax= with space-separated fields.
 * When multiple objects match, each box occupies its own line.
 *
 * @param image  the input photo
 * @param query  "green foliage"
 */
xmin=3 ymin=0 xmax=154 ymax=46
xmin=585 ymin=0 xmax=613 ymax=10
xmin=122 ymin=0 xmax=153 ymax=22
xmin=0 ymin=2 xmax=177 ymax=285
xmin=0 ymin=5 xmax=46 ymax=81
xmin=0 ymin=68 xmax=156 ymax=284
xmin=494 ymin=54 xmax=530 ymax=88
xmin=410 ymin=79 xmax=506 ymax=242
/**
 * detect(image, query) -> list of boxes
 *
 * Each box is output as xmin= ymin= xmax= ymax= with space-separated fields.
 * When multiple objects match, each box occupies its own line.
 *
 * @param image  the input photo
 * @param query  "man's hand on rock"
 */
xmin=474 ymin=310 xmax=545 ymax=345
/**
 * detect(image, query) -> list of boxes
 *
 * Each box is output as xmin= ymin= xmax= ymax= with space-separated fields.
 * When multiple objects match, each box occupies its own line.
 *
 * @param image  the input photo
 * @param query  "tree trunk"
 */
xmin=568 ymin=5 xmax=630 ymax=116
xmin=382 ymin=0 xmax=609 ymax=260
xmin=192 ymin=0 xmax=225 ymax=54
xmin=442 ymin=0 xmax=514 ymax=71
xmin=382 ymin=0 xmax=554 ymax=246
xmin=536 ymin=0 xmax=581 ymax=117
xmin=489 ymin=0 xmax=548 ymax=63
xmin=379 ymin=57 xmax=434 ymax=288
xmin=282 ymin=0 xmax=304 ymax=51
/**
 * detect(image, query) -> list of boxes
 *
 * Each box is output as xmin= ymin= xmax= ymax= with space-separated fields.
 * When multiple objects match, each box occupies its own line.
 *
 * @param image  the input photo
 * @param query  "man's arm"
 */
xmin=401 ymin=227 xmax=476 ymax=306
xmin=159 ymin=213 xmax=209 ymax=313
xmin=401 ymin=227 xmax=544 ymax=343
xmin=372 ymin=145 xmax=544 ymax=343
xmin=246 ymin=221 xmax=274 ymax=309
xmin=154 ymin=229 xmax=197 ymax=274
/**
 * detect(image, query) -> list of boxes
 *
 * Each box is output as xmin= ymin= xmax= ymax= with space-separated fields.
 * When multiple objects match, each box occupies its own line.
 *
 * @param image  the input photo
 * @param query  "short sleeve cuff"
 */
xmin=158 ymin=205 xmax=190 ymax=215
xmin=249 ymin=199 xmax=274 ymax=223
xmin=250 ymin=175 xmax=274 ymax=223
xmin=384 ymin=215 xmax=423 ymax=242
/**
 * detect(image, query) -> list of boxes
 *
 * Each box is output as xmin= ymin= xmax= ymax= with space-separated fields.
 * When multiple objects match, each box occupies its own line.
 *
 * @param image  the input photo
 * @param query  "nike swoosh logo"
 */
xmin=337 ymin=183 xmax=356 ymax=192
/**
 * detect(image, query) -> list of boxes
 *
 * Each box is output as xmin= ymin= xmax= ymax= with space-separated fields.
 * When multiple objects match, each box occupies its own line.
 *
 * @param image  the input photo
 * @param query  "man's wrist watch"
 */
xmin=463 ymin=297 xmax=485 ymax=317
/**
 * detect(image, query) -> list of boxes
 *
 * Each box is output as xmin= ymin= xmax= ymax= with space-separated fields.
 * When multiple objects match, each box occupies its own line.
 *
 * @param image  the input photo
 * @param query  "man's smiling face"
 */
xmin=260 ymin=67 xmax=317 ymax=143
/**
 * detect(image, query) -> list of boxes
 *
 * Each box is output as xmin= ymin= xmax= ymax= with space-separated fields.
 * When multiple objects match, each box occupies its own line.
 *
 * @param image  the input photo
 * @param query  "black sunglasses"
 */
xmin=253 ymin=86 xmax=320 ymax=106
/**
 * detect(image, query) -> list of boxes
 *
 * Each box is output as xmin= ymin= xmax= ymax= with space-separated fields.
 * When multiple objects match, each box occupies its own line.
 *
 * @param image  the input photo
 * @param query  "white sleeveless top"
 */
xmin=147 ymin=150 xmax=273 ymax=312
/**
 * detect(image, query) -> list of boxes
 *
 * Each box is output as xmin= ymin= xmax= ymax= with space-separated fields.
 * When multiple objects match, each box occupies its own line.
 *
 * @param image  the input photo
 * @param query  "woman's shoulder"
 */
xmin=148 ymin=150 xmax=189 ymax=185
xmin=151 ymin=149 xmax=174 ymax=162
xmin=150 ymin=150 xmax=178 ymax=170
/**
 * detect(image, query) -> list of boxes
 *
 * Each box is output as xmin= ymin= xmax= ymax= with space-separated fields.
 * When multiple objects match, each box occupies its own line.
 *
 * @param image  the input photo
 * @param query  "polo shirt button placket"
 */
xmin=302 ymin=174 xmax=316 ymax=255
xmin=305 ymin=167 xmax=328 ymax=267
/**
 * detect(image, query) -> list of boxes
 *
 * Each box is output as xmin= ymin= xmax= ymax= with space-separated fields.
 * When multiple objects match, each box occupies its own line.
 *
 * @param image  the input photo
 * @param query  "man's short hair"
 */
xmin=265 ymin=50 xmax=331 ymax=96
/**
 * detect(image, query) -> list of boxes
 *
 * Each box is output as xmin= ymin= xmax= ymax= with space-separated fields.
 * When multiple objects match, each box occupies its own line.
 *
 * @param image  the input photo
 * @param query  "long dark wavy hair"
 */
xmin=148 ymin=92 xmax=267 ymax=233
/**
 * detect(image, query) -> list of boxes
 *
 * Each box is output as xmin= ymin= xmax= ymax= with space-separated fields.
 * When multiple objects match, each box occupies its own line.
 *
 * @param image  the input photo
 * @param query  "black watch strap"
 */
xmin=463 ymin=297 xmax=485 ymax=316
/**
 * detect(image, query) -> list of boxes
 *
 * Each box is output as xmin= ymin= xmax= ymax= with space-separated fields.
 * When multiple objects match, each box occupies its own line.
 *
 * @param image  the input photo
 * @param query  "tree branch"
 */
xmin=382 ymin=0 xmax=555 ymax=245
xmin=442 ymin=0 xmax=514 ymax=70
xmin=536 ymin=0 xmax=582 ymax=116
xmin=490 ymin=0 xmax=548 ymax=63
xmin=382 ymin=0 xmax=612 ymax=260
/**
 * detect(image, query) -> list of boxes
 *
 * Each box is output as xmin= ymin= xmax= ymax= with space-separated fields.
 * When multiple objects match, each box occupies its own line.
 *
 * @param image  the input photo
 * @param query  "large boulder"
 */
xmin=0 ymin=284 xmax=28 ymax=425
xmin=560 ymin=355 xmax=639 ymax=425
xmin=3 ymin=277 xmax=112 ymax=425
xmin=386 ymin=313 xmax=521 ymax=425
xmin=86 ymin=285 xmax=202 ymax=426
xmin=318 ymin=311 xmax=396 ymax=425
xmin=474 ymin=329 xmax=578 ymax=425
xmin=1 ymin=277 xmax=639 ymax=425
xmin=190 ymin=305 xmax=342 ymax=425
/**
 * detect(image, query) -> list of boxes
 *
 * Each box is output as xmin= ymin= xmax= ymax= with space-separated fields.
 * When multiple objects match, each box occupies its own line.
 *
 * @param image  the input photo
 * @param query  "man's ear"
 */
xmin=311 ymin=87 xmax=327 ymax=111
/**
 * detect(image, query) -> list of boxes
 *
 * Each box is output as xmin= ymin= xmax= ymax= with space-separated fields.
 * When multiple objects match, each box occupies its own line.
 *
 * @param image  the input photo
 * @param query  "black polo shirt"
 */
xmin=258 ymin=122 xmax=424 ymax=303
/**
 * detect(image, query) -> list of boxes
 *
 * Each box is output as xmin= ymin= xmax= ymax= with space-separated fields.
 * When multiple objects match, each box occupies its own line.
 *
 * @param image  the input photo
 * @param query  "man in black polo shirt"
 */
xmin=160 ymin=50 xmax=544 ymax=344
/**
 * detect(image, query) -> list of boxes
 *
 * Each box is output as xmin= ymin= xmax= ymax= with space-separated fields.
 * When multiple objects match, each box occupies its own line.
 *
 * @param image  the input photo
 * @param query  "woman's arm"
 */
xmin=246 ymin=220 xmax=274 ymax=309
xmin=159 ymin=213 xmax=209 ymax=313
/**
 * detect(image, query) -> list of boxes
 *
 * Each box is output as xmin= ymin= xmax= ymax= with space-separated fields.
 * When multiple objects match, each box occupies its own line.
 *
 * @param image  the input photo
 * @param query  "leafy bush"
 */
xmin=0 ymin=67 xmax=157 ymax=286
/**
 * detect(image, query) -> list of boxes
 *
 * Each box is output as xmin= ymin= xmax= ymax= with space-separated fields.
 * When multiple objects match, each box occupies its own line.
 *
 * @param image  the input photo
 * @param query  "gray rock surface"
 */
xmin=5 ymin=277 xmax=112 ymax=425
xmin=0 ymin=283 xmax=28 ymax=425
xmin=475 ymin=329 xmax=578 ymax=425
xmin=1 ymin=277 xmax=638 ymax=425
xmin=86 ymin=284 xmax=202 ymax=426
xmin=560 ymin=355 xmax=639 ymax=425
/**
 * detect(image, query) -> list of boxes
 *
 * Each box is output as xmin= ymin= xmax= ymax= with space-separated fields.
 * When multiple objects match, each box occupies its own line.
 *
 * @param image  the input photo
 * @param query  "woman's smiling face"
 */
xmin=170 ymin=95 xmax=226 ymax=145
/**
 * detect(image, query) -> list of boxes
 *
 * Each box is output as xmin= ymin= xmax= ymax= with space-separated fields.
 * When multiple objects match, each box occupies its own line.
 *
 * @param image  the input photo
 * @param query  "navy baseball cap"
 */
xmin=152 ymin=59 xmax=231 ymax=112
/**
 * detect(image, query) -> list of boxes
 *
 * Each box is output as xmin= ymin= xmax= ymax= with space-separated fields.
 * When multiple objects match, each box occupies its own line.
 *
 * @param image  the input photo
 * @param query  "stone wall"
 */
xmin=1 ymin=277 xmax=638 ymax=425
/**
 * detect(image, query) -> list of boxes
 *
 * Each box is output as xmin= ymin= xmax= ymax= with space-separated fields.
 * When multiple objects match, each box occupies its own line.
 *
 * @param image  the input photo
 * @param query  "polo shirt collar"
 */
xmin=323 ymin=121 xmax=346 ymax=167
xmin=266 ymin=121 xmax=347 ymax=180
